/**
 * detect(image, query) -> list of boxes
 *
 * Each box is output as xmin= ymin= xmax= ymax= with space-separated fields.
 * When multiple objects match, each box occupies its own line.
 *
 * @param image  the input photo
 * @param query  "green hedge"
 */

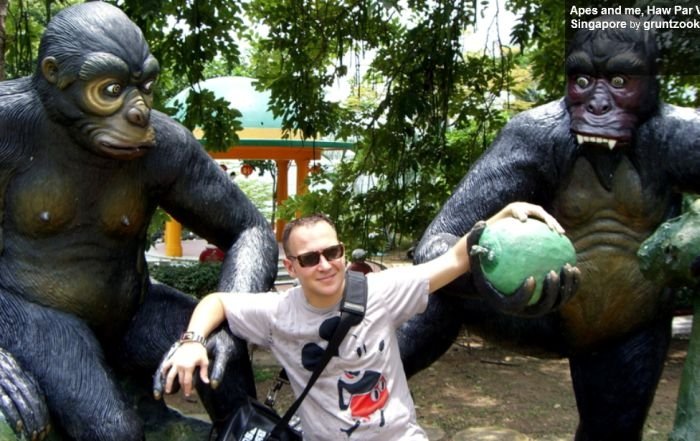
xmin=149 ymin=262 xmax=222 ymax=299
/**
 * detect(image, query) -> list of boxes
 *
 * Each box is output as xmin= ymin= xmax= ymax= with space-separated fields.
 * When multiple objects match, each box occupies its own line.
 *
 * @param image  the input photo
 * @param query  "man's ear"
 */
xmin=283 ymin=258 xmax=296 ymax=278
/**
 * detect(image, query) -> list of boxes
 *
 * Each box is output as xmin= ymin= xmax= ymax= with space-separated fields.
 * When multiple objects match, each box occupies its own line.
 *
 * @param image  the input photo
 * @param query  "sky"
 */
xmin=464 ymin=0 xmax=518 ymax=53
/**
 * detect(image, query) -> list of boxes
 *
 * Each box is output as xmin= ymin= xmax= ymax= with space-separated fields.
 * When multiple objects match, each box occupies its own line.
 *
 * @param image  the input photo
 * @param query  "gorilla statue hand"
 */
xmin=153 ymin=325 xmax=245 ymax=399
xmin=467 ymin=221 xmax=580 ymax=317
xmin=0 ymin=348 xmax=51 ymax=440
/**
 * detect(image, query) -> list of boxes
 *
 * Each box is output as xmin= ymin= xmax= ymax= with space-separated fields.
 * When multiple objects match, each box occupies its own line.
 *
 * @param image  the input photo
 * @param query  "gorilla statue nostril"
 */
xmin=127 ymin=107 xmax=148 ymax=128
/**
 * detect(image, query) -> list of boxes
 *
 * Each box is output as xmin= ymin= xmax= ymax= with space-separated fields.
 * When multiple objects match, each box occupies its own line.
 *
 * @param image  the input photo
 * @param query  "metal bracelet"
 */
xmin=179 ymin=331 xmax=207 ymax=346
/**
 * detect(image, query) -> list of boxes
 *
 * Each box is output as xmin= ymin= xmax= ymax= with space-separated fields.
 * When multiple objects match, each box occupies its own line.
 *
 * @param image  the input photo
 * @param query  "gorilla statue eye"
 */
xmin=575 ymin=76 xmax=591 ymax=88
xmin=611 ymin=76 xmax=626 ymax=88
xmin=104 ymin=83 xmax=122 ymax=97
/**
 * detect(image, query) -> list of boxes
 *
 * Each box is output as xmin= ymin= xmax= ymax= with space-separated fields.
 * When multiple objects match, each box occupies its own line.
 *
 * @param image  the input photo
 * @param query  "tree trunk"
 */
xmin=0 ymin=0 xmax=8 ymax=81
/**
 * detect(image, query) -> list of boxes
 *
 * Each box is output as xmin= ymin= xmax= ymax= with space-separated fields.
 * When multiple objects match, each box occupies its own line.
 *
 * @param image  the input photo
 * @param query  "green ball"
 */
xmin=473 ymin=217 xmax=577 ymax=305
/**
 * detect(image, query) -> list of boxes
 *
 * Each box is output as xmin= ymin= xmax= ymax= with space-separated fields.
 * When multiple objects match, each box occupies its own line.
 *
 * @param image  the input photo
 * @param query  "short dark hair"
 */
xmin=282 ymin=213 xmax=336 ymax=256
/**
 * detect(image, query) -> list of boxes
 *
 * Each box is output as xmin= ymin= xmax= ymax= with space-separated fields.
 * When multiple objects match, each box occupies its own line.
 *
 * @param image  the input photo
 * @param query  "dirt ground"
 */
xmin=406 ymin=331 xmax=687 ymax=441
xmin=167 ymin=330 xmax=688 ymax=441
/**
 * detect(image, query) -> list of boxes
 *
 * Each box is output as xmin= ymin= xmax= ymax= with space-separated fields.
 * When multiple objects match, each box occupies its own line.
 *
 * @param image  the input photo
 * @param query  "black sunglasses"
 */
xmin=288 ymin=243 xmax=345 ymax=268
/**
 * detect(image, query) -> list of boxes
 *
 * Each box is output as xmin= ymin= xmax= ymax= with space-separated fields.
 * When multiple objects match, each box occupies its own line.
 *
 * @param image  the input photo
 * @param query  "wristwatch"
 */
xmin=179 ymin=331 xmax=207 ymax=346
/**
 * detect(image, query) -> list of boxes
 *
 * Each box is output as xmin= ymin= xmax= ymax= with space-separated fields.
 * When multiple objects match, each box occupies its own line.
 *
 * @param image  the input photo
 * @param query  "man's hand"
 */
xmin=486 ymin=202 xmax=564 ymax=233
xmin=154 ymin=341 xmax=209 ymax=399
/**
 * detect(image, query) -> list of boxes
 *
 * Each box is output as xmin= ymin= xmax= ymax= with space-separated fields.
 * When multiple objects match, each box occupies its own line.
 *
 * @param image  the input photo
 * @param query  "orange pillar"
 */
xmin=296 ymin=159 xmax=310 ymax=195
xmin=295 ymin=159 xmax=310 ymax=220
xmin=164 ymin=219 xmax=183 ymax=257
xmin=275 ymin=160 xmax=290 ymax=241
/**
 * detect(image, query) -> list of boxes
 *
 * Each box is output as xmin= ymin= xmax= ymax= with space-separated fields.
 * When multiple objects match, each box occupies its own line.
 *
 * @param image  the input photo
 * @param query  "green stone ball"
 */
xmin=473 ymin=217 xmax=577 ymax=305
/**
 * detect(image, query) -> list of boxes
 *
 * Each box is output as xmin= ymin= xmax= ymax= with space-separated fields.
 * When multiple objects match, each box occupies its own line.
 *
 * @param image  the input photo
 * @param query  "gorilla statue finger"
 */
xmin=0 ymin=349 xmax=50 ymax=440
xmin=481 ymin=275 xmax=540 ymax=316
xmin=553 ymin=263 xmax=581 ymax=307
xmin=206 ymin=326 xmax=246 ymax=390
xmin=518 ymin=263 xmax=581 ymax=316
xmin=153 ymin=342 xmax=182 ymax=400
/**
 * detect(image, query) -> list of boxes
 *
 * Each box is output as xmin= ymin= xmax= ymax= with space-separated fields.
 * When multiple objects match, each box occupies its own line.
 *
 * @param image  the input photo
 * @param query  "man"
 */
xmin=161 ymin=202 xmax=569 ymax=440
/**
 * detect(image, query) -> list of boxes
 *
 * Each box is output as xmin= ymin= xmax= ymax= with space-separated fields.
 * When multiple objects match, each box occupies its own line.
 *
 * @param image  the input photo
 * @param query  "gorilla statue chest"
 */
xmin=1 ymin=143 xmax=150 ymax=331
xmin=551 ymin=152 xmax=672 ymax=348
xmin=8 ymin=157 xmax=148 ymax=238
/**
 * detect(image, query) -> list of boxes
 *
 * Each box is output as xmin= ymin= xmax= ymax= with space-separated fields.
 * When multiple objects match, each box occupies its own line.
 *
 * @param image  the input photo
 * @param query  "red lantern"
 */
xmin=240 ymin=163 xmax=254 ymax=178
xmin=310 ymin=163 xmax=322 ymax=174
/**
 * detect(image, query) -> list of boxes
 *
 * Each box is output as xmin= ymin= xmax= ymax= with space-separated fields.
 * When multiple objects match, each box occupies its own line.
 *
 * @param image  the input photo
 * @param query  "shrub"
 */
xmin=148 ymin=262 xmax=222 ymax=299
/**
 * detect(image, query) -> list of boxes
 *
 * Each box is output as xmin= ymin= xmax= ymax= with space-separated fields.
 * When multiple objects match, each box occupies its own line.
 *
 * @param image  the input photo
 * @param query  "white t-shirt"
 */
xmin=222 ymin=266 xmax=430 ymax=440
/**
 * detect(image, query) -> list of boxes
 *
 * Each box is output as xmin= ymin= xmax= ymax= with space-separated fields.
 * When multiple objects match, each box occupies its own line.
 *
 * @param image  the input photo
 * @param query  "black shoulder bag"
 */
xmin=214 ymin=270 xmax=368 ymax=441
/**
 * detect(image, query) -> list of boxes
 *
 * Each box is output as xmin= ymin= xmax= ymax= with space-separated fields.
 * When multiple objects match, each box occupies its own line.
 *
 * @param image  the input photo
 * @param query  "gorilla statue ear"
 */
xmin=41 ymin=57 xmax=59 ymax=84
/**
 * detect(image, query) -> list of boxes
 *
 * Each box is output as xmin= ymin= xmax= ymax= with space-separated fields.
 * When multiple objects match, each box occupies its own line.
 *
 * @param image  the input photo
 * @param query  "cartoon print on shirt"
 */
xmin=301 ymin=317 xmax=390 ymax=437
xmin=337 ymin=338 xmax=389 ymax=436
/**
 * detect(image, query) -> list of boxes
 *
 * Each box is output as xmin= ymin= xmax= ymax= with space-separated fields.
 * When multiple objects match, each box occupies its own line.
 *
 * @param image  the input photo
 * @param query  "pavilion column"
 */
xmin=296 ymin=159 xmax=310 ymax=195
xmin=295 ymin=159 xmax=310 ymax=219
xmin=164 ymin=218 xmax=183 ymax=257
xmin=275 ymin=160 xmax=290 ymax=242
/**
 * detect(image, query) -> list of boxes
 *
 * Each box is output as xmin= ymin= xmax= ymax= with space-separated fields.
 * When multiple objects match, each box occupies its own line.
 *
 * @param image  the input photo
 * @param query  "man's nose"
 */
xmin=318 ymin=254 xmax=332 ymax=269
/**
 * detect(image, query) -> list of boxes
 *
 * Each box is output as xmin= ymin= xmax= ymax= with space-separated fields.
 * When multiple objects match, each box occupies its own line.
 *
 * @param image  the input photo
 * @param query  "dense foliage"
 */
xmin=2 ymin=0 xmax=698 ymax=253
xmin=249 ymin=1 xmax=523 ymax=252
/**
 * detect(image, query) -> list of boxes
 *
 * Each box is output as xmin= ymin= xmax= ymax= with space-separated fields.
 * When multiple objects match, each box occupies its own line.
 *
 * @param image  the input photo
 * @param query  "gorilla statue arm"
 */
xmin=414 ymin=101 xmax=574 ymax=267
xmin=651 ymin=105 xmax=700 ymax=192
xmin=144 ymin=111 xmax=278 ymax=294
xmin=399 ymin=101 xmax=577 ymax=374
xmin=144 ymin=114 xmax=279 ymax=394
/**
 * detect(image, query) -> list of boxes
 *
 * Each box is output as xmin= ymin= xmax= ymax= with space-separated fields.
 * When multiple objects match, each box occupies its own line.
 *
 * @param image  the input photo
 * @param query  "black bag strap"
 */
xmin=271 ymin=270 xmax=367 ymax=436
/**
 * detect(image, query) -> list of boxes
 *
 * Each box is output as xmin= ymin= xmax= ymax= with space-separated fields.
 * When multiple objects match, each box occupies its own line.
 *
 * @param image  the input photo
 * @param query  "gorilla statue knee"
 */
xmin=399 ymin=16 xmax=700 ymax=441
xmin=0 ymin=2 xmax=277 ymax=440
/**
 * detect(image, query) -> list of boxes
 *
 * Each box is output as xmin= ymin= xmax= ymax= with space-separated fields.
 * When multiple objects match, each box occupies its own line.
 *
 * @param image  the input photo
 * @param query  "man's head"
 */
xmin=282 ymin=214 xmax=347 ymax=308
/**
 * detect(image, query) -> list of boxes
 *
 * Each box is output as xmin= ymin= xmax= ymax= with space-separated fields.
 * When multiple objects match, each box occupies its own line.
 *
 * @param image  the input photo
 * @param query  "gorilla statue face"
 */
xmin=565 ymin=16 xmax=659 ymax=150
xmin=35 ymin=2 xmax=160 ymax=160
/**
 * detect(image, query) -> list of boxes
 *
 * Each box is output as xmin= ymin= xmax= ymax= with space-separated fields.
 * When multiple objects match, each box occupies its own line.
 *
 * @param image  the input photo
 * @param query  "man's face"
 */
xmin=283 ymin=221 xmax=346 ymax=308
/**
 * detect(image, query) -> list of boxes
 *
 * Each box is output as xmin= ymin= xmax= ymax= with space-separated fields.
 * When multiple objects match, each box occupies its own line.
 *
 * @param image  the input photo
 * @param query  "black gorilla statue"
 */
xmin=0 ymin=2 xmax=277 ymax=440
xmin=399 ymin=16 xmax=700 ymax=441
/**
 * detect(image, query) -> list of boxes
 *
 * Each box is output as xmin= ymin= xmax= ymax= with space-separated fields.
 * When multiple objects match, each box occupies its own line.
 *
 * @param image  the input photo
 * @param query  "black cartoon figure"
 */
xmin=338 ymin=369 xmax=388 ymax=420
xmin=337 ymin=339 xmax=389 ymax=436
